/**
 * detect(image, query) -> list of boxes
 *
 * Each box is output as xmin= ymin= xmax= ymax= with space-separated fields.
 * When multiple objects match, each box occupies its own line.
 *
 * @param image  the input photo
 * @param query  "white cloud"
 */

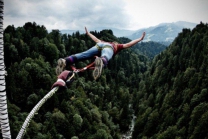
xmin=4 ymin=0 xmax=208 ymax=31
xmin=4 ymin=0 xmax=130 ymax=30
xmin=123 ymin=0 xmax=208 ymax=29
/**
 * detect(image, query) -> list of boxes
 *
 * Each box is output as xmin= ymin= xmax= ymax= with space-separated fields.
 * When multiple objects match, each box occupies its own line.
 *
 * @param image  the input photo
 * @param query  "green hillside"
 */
xmin=3 ymin=22 xmax=149 ymax=139
xmin=4 ymin=21 xmax=207 ymax=139
xmin=132 ymin=41 xmax=167 ymax=60
xmin=133 ymin=22 xmax=208 ymax=139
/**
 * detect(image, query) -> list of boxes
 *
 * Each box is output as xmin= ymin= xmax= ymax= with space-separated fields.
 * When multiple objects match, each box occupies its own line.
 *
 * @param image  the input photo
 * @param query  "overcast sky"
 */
xmin=4 ymin=0 xmax=208 ymax=31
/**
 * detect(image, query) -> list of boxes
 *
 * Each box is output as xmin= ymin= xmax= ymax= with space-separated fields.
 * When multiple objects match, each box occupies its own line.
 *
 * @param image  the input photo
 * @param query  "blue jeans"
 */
xmin=74 ymin=42 xmax=114 ymax=61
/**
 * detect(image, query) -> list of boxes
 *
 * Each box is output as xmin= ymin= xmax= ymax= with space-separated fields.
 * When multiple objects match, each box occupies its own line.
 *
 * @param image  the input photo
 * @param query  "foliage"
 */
xmin=4 ymin=22 xmax=150 ymax=138
xmin=5 ymin=21 xmax=206 ymax=139
xmin=132 ymin=41 xmax=167 ymax=60
xmin=133 ymin=22 xmax=208 ymax=139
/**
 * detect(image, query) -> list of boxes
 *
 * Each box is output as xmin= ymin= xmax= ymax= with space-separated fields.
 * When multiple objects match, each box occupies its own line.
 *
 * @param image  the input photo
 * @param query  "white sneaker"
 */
xmin=93 ymin=57 xmax=103 ymax=80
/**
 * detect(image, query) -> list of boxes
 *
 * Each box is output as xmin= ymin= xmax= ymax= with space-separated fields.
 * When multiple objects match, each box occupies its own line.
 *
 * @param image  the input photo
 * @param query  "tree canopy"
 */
xmin=132 ymin=22 xmax=208 ymax=139
xmin=4 ymin=21 xmax=207 ymax=139
xmin=4 ymin=22 xmax=150 ymax=138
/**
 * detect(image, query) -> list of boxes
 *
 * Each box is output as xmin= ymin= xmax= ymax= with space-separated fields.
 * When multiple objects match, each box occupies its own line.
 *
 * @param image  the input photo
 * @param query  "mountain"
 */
xmin=58 ymin=21 xmax=197 ymax=44
xmin=59 ymin=27 xmax=135 ymax=37
xmin=131 ymin=41 xmax=167 ymax=59
xmin=132 ymin=22 xmax=208 ymax=138
xmin=93 ymin=27 xmax=136 ymax=37
xmin=128 ymin=21 xmax=197 ymax=45
xmin=4 ymin=22 xmax=149 ymax=138
xmin=60 ymin=29 xmax=85 ymax=35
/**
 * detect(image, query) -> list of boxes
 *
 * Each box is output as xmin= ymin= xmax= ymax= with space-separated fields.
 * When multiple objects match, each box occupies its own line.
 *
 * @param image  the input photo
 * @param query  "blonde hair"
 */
xmin=55 ymin=58 xmax=65 ymax=75
xmin=113 ymin=41 xmax=118 ymax=44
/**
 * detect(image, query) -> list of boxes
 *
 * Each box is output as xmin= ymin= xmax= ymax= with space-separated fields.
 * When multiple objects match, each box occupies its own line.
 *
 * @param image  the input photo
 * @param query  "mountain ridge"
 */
xmin=132 ymin=22 xmax=208 ymax=139
xmin=128 ymin=21 xmax=197 ymax=44
xmin=58 ymin=21 xmax=197 ymax=45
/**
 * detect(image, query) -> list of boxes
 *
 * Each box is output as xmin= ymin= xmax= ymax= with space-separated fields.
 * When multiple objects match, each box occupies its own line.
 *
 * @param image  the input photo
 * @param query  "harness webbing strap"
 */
xmin=96 ymin=44 xmax=113 ymax=51
xmin=70 ymin=61 xmax=95 ymax=73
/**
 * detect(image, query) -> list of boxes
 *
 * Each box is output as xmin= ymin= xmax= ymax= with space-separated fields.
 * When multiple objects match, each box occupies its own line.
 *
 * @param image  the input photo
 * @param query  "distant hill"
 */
xmin=133 ymin=22 xmax=208 ymax=139
xmin=60 ymin=29 xmax=85 ymax=35
xmin=128 ymin=21 xmax=197 ymax=45
xmin=58 ymin=27 xmax=135 ymax=37
xmin=58 ymin=21 xmax=197 ymax=46
xmin=132 ymin=41 xmax=167 ymax=59
xmin=93 ymin=27 xmax=136 ymax=37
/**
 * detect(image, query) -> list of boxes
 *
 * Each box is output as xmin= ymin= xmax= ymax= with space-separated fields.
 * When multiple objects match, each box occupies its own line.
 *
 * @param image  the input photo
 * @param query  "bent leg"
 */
xmin=75 ymin=46 xmax=100 ymax=60
xmin=65 ymin=46 xmax=100 ymax=65
xmin=101 ymin=48 xmax=114 ymax=65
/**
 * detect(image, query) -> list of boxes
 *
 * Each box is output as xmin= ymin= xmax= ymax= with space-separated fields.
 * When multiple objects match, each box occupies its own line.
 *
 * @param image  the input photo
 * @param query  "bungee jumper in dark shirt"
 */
xmin=56 ymin=27 xmax=145 ymax=80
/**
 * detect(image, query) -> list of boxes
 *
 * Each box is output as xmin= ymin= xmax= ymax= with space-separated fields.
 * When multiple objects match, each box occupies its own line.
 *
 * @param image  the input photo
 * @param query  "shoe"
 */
xmin=93 ymin=57 xmax=103 ymax=80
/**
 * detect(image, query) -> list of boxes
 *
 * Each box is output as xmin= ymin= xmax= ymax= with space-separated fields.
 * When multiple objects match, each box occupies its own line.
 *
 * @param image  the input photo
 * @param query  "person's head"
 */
xmin=56 ymin=58 xmax=66 ymax=75
xmin=113 ymin=41 xmax=118 ymax=45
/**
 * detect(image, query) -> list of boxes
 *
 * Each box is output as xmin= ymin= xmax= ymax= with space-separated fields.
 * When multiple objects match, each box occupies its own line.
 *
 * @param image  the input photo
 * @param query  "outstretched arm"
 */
xmin=85 ymin=27 xmax=101 ymax=43
xmin=123 ymin=32 xmax=145 ymax=48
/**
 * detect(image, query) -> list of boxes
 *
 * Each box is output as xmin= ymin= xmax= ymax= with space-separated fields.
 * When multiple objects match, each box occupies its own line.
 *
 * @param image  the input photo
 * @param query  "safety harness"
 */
xmin=96 ymin=44 xmax=114 ymax=51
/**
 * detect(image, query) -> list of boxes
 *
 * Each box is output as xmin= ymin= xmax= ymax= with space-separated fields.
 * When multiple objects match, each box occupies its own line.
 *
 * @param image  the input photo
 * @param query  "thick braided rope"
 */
xmin=0 ymin=0 xmax=12 ymax=138
xmin=16 ymin=87 xmax=59 ymax=139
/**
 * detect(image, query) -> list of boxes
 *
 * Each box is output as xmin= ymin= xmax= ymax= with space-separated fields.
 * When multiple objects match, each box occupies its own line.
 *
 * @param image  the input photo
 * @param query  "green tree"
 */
xmin=73 ymin=114 xmax=83 ymax=130
xmin=43 ymin=43 xmax=59 ymax=64
xmin=93 ymin=129 xmax=109 ymax=139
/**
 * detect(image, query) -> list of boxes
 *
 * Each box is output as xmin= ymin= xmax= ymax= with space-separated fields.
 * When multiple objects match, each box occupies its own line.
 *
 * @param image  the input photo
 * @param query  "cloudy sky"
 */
xmin=4 ymin=0 xmax=208 ymax=31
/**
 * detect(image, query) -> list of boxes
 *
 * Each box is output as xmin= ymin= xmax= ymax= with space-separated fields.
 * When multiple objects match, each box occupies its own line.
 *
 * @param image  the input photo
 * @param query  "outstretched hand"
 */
xmin=85 ymin=27 xmax=89 ymax=35
xmin=141 ymin=32 xmax=146 ymax=40
xmin=85 ymin=26 xmax=101 ymax=43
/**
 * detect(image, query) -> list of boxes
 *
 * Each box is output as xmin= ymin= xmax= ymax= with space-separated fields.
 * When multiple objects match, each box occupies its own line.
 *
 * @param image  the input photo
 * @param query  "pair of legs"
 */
xmin=67 ymin=43 xmax=114 ymax=66
xmin=65 ymin=43 xmax=114 ymax=79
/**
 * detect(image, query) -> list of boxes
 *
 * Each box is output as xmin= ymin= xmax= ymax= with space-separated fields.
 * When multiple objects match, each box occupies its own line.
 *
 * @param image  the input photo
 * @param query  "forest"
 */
xmin=133 ymin=22 xmax=208 ymax=139
xmin=3 ymin=22 xmax=151 ymax=139
xmin=2 ymin=21 xmax=208 ymax=139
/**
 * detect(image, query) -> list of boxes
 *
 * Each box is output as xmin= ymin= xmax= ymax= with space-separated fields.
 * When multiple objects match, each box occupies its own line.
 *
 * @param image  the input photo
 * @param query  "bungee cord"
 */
xmin=16 ymin=61 xmax=95 ymax=139
xmin=0 ymin=0 xmax=12 ymax=138
xmin=16 ymin=87 xmax=59 ymax=139
xmin=0 ymin=0 xmax=98 ymax=137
